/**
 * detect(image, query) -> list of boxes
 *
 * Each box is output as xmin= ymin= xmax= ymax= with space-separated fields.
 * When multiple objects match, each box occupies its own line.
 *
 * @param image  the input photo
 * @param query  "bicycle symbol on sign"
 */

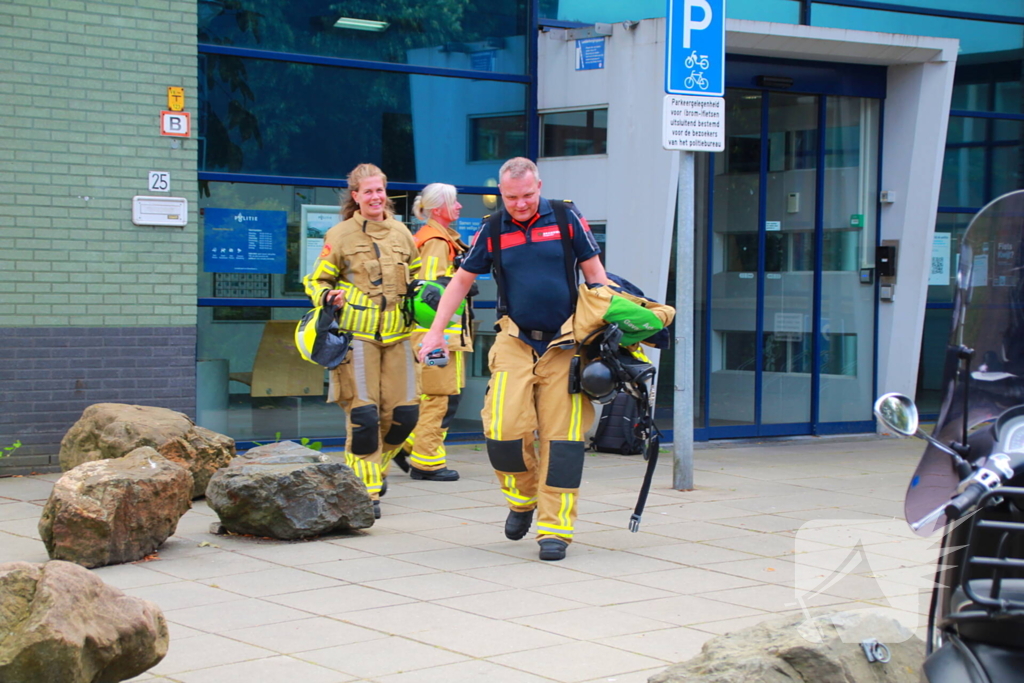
xmin=684 ymin=50 xmax=710 ymax=70
xmin=684 ymin=71 xmax=709 ymax=90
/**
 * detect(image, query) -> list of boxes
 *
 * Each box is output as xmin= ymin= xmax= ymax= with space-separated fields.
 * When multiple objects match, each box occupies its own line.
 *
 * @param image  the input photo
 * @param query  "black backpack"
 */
xmin=590 ymin=392 xmax=644 ymax=455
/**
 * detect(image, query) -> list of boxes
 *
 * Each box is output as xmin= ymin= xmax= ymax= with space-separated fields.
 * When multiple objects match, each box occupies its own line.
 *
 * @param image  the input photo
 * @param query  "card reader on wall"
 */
xmin=876 ymin=245 xmax=897 ymax=278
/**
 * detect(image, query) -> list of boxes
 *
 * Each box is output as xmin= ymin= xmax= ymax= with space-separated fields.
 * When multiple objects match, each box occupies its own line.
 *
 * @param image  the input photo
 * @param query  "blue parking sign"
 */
xmin=665 ymin=0 xmax=726 ymax=97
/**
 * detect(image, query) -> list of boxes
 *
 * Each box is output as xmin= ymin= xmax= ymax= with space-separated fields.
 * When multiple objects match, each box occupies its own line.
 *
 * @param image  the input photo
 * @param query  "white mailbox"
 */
xmin=132 ymin=196 xmax=188 ymax=227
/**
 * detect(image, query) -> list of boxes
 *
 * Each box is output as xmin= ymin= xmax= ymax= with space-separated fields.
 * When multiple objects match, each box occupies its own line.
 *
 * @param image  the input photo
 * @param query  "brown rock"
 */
xmin=648 ymin=610 xmax=925 ymax=683
xmin=207 ymin=441 xmax=375 ymax=539
xmin=39 ymin=448 xmax=193 ymax=568
xmin=59 ymin=403 xmax=235 ymax=497
xmin=0 ymin=560 xmax=168 ymax=683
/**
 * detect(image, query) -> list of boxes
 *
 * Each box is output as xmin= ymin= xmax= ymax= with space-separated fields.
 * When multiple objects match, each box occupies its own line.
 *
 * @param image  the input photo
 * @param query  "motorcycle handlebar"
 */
xmin=945 ymin=481 xmax=989 ymax=521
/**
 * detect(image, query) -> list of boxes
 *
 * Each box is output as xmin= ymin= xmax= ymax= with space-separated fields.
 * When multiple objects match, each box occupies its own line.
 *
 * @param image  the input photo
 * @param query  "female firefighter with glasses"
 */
xmin=303 ymin=163 xmax=421 ymax=519
xmin=397 ymin=183 xmax=474 ymax=482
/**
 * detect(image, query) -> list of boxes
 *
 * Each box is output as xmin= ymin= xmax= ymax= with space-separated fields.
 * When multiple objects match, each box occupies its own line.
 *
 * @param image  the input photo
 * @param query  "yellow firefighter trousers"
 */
xmin=482 ymin=327 xmax=595 ymax=543
xmin=405 ymin=334 xmax=466 ymax=471
xmin=331 ymin=339 xmax=419 ymax=500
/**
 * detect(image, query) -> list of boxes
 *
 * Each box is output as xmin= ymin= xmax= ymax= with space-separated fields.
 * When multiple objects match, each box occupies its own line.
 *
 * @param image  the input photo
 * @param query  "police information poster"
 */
xmin=203 ymin=208 xmax=287 ymax=274
xmin=301 ymin=205 xmax=342 ymax=280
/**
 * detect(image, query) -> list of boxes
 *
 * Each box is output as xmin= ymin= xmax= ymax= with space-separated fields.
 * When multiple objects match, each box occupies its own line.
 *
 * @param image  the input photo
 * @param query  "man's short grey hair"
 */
xmin=499 ymin=157 xmax=540 ymax=183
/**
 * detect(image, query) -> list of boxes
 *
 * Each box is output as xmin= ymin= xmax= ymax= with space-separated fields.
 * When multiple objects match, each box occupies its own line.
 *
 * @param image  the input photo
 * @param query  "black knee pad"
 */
xmin=487 ymin=438 xmax=526 ymax=473
xmin=383 ymin=404 xmax=418 ymax=445
xmin=349 ymin=404 xmax=379 ymax=455
xmin=546 ymin=440 xmax=585 ymax=489
xmin=441 ymin=393 xmax=462 ymax=430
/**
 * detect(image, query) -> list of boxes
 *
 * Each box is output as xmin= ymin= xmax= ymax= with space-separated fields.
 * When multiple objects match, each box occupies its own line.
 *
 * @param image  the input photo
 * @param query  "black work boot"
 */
xmin=410 ymin=467 xmax=460 ymax=481
xmin=392 ymin=451 xmax=411 ymax=473
xmin=372 ymin=501 xmax=381 ymax=519
xmin=504 ymin=509 xmax=534 ymax=540
xmin=538 ymin=538 xmax=568 ymax=561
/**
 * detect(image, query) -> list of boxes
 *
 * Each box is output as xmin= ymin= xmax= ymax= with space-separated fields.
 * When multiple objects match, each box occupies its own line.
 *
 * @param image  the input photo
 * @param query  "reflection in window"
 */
xmin=941 ymin=117 xmax=1024 ymax=209
xmin=541 ymin=109 xmax=607 ymax=157
xmin=469 ymin=114 xmax=527 ymax=161
xmin=200 ymin=55 xmax=527 ymax=182
xmin=723 ymin=331 xmax=856 ymax=376
xmin=198 ymin=0 xmax=529 ymax=74
xmin=725 ymin=231 xmax=814 ymax=272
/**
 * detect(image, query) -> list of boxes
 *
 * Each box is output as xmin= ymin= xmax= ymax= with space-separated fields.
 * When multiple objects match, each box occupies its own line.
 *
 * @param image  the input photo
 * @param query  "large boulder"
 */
xmin=59 ymin=403 xmax=234 ymax=498
xmin=0 ymin=560 xmax=168 ymax=683
xmin=207 ymin=441 xmax=374 ymax=539
xmin=648 ymin=610 xmax=925 ymax=683
xmin=39 ymin=448 xmax=193 ymax=568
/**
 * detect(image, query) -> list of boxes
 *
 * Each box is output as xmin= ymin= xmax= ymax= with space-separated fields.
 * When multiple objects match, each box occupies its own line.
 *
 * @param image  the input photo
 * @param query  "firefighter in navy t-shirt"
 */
xmin=417 ymin=157 xmax=610 ymax=561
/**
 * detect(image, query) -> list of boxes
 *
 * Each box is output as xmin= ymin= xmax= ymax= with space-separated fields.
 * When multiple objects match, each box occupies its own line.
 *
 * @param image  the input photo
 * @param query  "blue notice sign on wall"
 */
xmin=576 ymin=37 xmax=605 ymax=70
xmin=203 ymin=208 xmax=287 ymax=274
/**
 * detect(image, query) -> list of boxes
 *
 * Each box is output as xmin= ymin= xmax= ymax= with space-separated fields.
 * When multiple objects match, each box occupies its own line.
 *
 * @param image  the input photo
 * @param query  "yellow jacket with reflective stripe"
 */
xmin=413 ymin=219 xmax=472 ymax=351
xmin=303 ymin=212 xmax=421 ymax=345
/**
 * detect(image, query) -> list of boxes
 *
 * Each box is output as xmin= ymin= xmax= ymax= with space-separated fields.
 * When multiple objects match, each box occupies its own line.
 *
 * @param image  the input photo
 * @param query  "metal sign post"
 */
xmin=665 ymin=0 xmax=726 ymax=490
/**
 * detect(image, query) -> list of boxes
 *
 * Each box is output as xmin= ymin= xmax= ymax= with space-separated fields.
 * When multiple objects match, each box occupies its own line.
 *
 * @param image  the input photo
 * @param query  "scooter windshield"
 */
xmin=906 ymin=190 xmax=1024 ymax=536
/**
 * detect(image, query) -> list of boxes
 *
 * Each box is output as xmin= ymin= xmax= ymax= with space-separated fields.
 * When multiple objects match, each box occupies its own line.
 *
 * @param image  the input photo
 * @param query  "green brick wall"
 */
xmin=0 ymin=0 xmax=198 ymax=327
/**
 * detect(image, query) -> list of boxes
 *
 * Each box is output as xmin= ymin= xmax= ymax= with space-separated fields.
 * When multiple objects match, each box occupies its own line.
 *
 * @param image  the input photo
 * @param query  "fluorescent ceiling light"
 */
xmin=334 ymin=17 xmax=389 ymax=32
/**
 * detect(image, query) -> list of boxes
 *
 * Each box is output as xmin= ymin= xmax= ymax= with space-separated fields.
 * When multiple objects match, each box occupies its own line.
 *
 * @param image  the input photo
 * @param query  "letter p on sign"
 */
xmin=684 ymin=0 xmax=712 ymax=48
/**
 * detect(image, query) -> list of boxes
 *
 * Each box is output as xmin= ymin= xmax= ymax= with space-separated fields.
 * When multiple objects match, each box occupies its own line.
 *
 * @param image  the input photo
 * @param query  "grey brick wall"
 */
xmin=0 ymin=326 xmax=197 ymax=474
xmin=1 ymin=0 xmax=199 ymax=472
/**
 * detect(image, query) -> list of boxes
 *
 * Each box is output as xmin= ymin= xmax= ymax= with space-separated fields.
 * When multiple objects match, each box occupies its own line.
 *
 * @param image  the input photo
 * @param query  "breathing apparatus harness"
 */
xmin=574 ymin=323 xmax=662 ymax=531
xmin=488 ymin=200 xmax=578 ymax=323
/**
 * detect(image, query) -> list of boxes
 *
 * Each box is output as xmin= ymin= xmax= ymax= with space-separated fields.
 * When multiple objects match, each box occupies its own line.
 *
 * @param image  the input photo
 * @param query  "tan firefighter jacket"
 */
xmin=303 ymin=211 xmax=421 ymax=345
xmin=413 ymin=219 xmax=473 ymax=351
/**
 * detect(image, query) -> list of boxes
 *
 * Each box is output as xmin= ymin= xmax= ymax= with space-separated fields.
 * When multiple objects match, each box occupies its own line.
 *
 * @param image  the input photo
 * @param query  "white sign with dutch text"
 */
xmin=662 ymin=94 xmax=725 ymax=152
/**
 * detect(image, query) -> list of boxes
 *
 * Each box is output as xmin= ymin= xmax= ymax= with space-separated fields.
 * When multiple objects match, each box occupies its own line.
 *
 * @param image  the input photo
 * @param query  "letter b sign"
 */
xmin=160 ymin=111 xmax=191 ymax=138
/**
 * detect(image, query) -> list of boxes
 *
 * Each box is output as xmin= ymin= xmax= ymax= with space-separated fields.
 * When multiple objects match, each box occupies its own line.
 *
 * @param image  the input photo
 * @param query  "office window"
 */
xmin=541 ymin=109 xmax=607 ymax=157
xmin=469 ymin=114 xmax=527 ymax=161
xmin=200 ymin=55 xmax=527 ymax=183
xmin=199 ymin=0 xmax=530 ymax=74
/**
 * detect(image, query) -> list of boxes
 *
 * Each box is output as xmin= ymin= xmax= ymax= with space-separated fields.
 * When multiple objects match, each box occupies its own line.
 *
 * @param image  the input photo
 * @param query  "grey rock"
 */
xmin=59 ymin=403 xmax=235 ymax=498
xmin=0 ymin=560 xmax=168 ymax=683
xmin=206 ymin=441 xmax=374 ymax=539
xmin=39 ymin=448 xmax=193 ymax=568
xmin=648 ymin=610 xmax=925 ymax=683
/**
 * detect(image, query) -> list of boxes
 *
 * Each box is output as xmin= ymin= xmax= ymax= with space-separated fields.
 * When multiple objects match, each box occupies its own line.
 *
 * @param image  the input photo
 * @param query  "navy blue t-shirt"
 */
xmin=461 ymin=197 xmax=600 ymax=333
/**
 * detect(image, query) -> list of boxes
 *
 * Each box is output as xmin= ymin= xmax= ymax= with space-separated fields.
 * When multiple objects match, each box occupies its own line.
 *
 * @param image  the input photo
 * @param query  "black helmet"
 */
xmin=581 ymin=360 xmax=618 ymax=404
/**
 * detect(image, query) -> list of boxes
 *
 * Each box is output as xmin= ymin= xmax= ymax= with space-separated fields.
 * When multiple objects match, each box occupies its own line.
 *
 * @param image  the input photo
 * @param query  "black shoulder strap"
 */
xmin=629 ymin=375 xmax=661 ymax=532
xmin=490 ymin=201 xmax=579 ymax=320
xmin=487 ymin=212 xmax=507 ymax=318
xmin=551 ymin=200 xmax=579 ymax=311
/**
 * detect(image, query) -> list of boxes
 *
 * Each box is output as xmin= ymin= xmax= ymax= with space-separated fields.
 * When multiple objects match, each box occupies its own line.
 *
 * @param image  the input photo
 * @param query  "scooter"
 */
xmin=874 ymin=189 xmax=1024 ymax=682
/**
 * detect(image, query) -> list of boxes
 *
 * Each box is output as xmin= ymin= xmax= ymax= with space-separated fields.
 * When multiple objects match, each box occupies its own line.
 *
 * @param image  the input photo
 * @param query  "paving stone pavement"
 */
xmin=0 ymin=435 xmax=935 ymax=683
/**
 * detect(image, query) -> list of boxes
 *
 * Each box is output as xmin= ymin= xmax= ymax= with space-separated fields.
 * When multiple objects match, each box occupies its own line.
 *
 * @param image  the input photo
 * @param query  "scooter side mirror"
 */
xmin=874 ymin=393 xmax=919 ymax=436
xmin=874 ymin=392 xmax=964 ymax=460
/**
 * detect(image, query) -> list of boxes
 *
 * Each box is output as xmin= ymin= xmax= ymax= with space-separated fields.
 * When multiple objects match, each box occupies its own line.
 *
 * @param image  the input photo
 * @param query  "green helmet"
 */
xmin=410 ymin=280 xmax=465 ymax=328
